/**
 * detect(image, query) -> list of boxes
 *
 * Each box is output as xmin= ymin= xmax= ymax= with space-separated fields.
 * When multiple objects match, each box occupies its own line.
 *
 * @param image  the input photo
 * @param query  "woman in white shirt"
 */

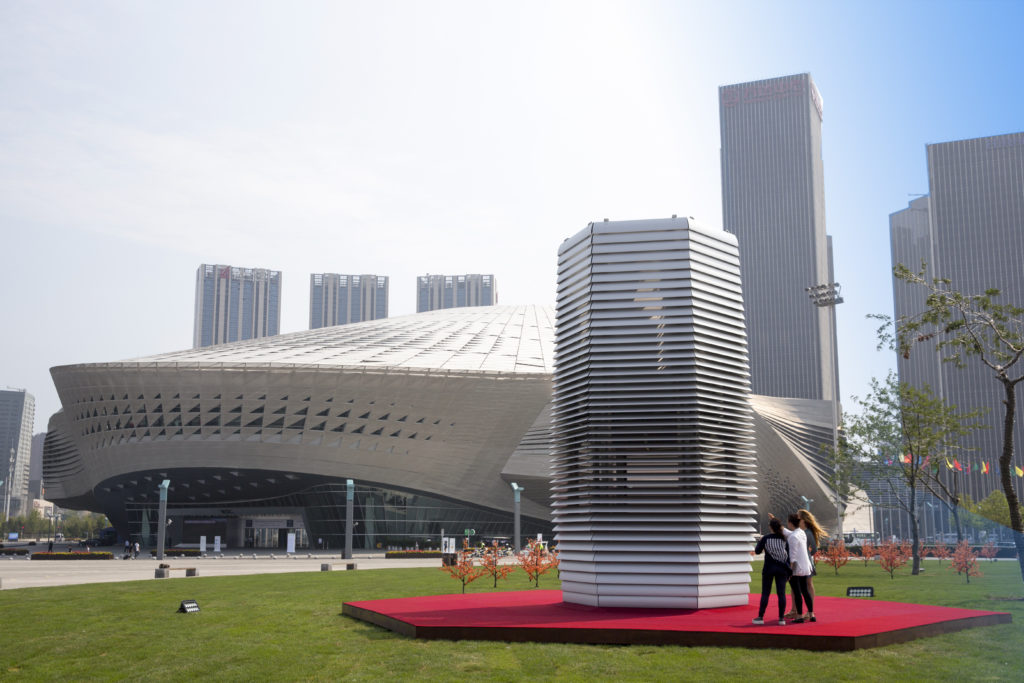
xmin=770 ymin=512 xmax=816 ymax=623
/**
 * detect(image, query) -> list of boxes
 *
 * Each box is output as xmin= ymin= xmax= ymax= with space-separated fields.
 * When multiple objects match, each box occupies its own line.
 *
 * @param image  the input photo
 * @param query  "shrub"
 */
xmin=1 ymin=548 xmax=30 ymax=556
xmin=385 ymin=550 xmax=442 ymax=559
xmin=32 ymin=552 xmax=114 ymax=560
xmin=149 ymin=549 xmax=200 ymax=558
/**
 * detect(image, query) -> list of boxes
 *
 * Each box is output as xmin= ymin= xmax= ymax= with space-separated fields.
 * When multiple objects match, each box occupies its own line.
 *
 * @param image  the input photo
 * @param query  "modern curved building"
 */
xmin=44 ymin=305 xmax=838 ymax=550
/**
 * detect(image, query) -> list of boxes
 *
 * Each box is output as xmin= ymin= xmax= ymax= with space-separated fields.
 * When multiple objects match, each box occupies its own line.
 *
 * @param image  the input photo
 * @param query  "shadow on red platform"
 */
xmin=343 ymin=590 xmax=1010 ymax=651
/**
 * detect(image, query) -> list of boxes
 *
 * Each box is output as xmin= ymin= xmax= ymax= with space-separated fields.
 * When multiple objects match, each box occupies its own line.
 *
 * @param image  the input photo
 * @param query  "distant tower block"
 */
xmin=552 ymin=217 xmax=757 ymax=608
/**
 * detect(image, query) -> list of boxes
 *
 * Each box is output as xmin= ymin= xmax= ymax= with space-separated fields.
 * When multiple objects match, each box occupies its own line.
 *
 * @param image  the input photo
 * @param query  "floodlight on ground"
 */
xmin=177 ymin=599 xmax=200 ymax=613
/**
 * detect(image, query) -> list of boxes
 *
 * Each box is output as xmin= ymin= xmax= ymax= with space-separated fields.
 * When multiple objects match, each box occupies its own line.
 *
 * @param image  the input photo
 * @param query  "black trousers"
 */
xmin=789 ymin=575 xmax=814 ymax=614
xmin=758 ymin=572 xmax=788 ymax=619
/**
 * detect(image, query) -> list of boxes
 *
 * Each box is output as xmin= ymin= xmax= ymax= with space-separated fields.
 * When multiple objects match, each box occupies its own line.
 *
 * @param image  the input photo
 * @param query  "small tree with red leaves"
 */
xmin=478 ymin=541 xmax=515 ymax=588
xmin=858 ymin=540 xmax=877 ymax=567
xmin=931 ymin=540 xmax=951 ymax=566
xmin=950 ymin=540 xmax=983 ymax=583
xmin=440 ymin=549 xmax=486 ymax=593
xmin=877 ymin=539 xmax=910 ymax=579
xmin=820 ymin=538 xmax=850 ymax=575
xmin=980 ymin=541 xmax=998 ymax=562
xmin=517 ymin=539 xmax=559 ymax=588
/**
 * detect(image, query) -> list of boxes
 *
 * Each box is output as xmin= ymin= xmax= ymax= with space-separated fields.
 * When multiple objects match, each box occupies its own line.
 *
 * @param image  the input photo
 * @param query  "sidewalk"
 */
xmin=0 ymin=552 xmax=441 ymax=590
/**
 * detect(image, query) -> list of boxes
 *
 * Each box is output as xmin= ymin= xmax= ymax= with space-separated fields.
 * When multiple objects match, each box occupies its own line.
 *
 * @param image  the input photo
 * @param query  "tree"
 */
xmin=820 ymin=539 xmax=849 ymax=575
xmin=950 ymin=540 xmax=982 ymax=583
xmin=930 ymin=539 xmax=951 ymax=567
xmin=844 ymin=372 xmax=980 ymax=574
xmin=876 ymin=539 xmax=910 ymax=579
xmin=967 ymin=489 xmax=1024 ymax=531
xmin=439 ymin=549 xmax=486 ymax=593
xmin=478 ymin=541 xmax=515 ymax=588
xmin=980 ymin=541 xmax=999 ymax=562
xmin=858 ymin=540 xmax=877 ymax=567
xmin=516 ymin=539 xmax=559 ymax=588
xmin=892 ymin=264 xmax=1024 ymax=582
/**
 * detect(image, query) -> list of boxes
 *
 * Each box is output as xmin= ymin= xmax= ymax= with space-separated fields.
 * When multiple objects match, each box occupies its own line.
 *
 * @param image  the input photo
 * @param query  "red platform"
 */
xmin=343 ymin=590 xmax=1010 ymax=651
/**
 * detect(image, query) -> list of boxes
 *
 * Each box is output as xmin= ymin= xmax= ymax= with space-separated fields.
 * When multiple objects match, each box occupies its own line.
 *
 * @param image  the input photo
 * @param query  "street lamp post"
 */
xmin=806 ymin=282 xmax=845 ymax=539
xmin=3 ymin=447 xmax=15 ymax=523
xmin=510 ymin=482 xmax=524 ymax=553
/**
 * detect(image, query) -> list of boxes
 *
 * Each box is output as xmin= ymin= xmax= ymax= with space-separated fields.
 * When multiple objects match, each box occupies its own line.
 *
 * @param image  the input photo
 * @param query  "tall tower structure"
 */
xmin=719 ymin=73 xmax=836 ymax=401
xmin=552 ymin=217 xmax=756 ymax=609
xmin=1 ymin=388 xmax=35 ymax=519
xmin=310 ymin=274 xmax=389 ymax=328
xmin=194 ymin=264 xmax=281 ymax=348
xmin=891 ymin=131 xmax=1024 ymax=503
xmin=416 ymin=274 xmax=497 ymax=313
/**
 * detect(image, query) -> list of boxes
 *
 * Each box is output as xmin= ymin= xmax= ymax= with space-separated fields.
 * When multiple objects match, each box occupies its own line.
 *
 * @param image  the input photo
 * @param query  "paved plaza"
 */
xmin=0 ymin=550 xmax=439 ymax=590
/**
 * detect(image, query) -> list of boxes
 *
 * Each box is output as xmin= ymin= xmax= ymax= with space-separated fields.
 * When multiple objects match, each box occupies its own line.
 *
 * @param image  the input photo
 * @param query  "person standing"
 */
xmin=133 ymin=541 xmax=140 ymax=559
xmin=798 ymin=508 xmax=829 ymax=600
xmin=779 ymin=513 xmax=815 ymax=622
xmin=752 ymin=518 xmax=790 ymax=625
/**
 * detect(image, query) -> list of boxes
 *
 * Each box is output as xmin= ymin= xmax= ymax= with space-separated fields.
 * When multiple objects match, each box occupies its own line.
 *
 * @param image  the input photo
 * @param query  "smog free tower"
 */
xmin=552 ymin=217 xmax=757 ymax=608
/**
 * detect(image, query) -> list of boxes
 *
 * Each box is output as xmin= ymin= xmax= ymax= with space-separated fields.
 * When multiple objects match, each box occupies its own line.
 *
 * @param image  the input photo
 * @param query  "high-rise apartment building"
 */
xmin=1 ymin=388 xmax=35 ymax=519
xmin=194 ymin=264 xmax=281 ymax=348
xmin=719 ymin=73 xmax=837 ymax=402
xmin=310 ymin=273 xmax=389 ymax=328
xmin=416 ymin=274 xmax=497 ymax=313
xmin=891 ymin=131 xmax=1024 ymax=503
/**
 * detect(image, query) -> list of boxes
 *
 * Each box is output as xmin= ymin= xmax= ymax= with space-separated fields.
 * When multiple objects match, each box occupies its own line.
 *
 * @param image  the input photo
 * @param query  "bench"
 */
xmin=320 ymin=562 xmax=358 ymax=572
xmin=155 ymin=567 xmax=198 ymax=578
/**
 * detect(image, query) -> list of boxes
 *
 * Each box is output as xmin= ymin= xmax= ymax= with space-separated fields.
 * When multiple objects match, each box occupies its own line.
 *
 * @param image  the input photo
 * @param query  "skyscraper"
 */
xmin=194 ymin=264 xmax=281 ymax=348
xmin=719 ymin=73 xmax=837 ymax=402
xmin=309 ymin=273 xmax=389 ymax=328
xmin=1 ymin=388 xmax=35 ymax=519
xmin=416 ymin=274 xmax=497 ymax=313
xmin=891 ymin=131 xmax=1024 ymax=503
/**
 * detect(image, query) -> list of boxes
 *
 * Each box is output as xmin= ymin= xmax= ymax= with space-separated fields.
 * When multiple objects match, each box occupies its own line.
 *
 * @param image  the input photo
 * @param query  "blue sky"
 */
xmin=2 ymin=1 xmax=1023 ymax=431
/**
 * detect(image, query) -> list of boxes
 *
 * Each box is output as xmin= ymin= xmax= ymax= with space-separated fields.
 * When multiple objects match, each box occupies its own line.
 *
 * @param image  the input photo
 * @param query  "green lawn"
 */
xmin=1 ymin=559 xmax=1022 ymax=681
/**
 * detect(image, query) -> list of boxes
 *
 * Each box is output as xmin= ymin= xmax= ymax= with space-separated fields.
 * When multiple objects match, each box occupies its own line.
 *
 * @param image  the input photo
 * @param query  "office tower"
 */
xmin=891 ymin=131 xmax=1024 ymax=504
xmin=719 ymin=73 xmax=837 ymax=402
xmin=193 ymin=264 xmax=281 ymax=348
xmin=416 ymin=274 xmax=497 ymax=313
xmin=1 ymin=388 xmax=35 ymax=519
xmin=309 ymin=274 xmax=389 ymax=328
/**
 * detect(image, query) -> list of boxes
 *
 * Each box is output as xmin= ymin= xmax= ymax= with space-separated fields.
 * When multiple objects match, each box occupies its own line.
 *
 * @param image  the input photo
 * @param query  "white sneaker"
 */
xmin=778 ymin=620 xmax=786 ymax=625
xmin=752 ymin=617 xmax=764 ymax=625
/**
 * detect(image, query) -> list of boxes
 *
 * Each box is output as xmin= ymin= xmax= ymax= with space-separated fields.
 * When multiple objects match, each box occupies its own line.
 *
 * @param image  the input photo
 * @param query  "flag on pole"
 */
xmin=945 ymin=457 xmax=954 ymax=470
xmin=965 ymin=462 xmax=972 ymax=474
xmin=902 ymin=453 xmax=912 ymax=464
xmin=923 ymin=455 xmax=931 ymax=468
xmin=1016 ymin=465 xmax=1023 ymax=478
xmin=954 ymin=459 xmax=963 ymax=472
xmin=982 ymin=462 xmax=990 ymax=474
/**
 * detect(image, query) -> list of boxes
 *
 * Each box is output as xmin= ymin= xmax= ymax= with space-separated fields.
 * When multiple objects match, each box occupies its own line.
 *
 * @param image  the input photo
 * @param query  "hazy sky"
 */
xmin=2 ymin=1 xmax=1023 ymax=433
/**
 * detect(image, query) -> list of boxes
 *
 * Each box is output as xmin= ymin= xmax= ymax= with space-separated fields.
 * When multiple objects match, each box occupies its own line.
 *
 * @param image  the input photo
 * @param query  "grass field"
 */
xmin=1 ymin=559 xmax=1023 ymax=681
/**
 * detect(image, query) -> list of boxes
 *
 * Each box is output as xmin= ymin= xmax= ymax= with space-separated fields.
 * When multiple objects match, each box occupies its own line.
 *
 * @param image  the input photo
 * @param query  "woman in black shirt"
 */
xmin=752 ymin=517 xmax=791 ymax=625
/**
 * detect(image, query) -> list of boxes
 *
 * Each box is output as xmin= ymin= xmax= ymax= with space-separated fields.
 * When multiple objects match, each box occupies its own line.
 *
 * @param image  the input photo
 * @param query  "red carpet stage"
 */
xmin=343 ymin=590 xmax=1010 ymax=651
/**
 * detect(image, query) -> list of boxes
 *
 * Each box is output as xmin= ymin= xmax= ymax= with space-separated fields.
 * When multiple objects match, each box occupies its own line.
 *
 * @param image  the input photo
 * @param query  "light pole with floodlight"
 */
xmin=806 ymin=281 xmax=844 ymax=539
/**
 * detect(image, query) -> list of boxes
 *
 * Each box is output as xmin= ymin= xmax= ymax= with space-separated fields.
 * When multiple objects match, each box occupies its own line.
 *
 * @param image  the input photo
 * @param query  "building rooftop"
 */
xmin=123 ymin=305 xmax=555 ymax=374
